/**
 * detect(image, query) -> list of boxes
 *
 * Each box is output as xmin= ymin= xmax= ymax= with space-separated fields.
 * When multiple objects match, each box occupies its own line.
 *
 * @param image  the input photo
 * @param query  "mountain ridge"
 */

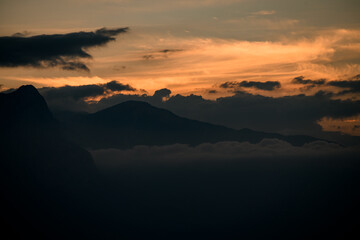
xmin=65 ymin=99 xmax=323 ymax=149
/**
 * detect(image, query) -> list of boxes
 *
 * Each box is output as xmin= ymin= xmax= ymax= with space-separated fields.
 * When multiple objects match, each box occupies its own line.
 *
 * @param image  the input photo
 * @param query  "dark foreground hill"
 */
xmin=65 ymin=100 xmax=320 ymax=150
xmin=0 ymin=85 xmax=98 ymax=238
xmin=0 ymin=85 xmax=97 ymax=182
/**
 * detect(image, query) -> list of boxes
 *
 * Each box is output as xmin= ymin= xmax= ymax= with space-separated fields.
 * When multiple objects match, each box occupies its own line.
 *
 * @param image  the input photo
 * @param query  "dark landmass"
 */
xmin=0 ymin=85 xmax=98 ymax=238
xmin=64 ymin=100 xmax=322 ymax=150
xmin=1 ymin=85 xmax=359 ymax=239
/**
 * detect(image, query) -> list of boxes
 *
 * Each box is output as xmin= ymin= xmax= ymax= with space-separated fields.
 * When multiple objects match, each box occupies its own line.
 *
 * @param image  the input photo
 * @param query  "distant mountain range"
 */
xmin=63 ymin=99 xmax=322 ymax=150
xmin=1 ymin=85 xmax=326 ymax=153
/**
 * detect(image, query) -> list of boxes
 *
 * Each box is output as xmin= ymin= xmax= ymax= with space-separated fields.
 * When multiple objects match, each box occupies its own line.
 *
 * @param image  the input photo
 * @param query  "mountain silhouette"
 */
xmin=1 ymin=85 xmax=358 ymax=239
xmin=65 ymin=100 xmax=321 ymax=149
xmin=1 ymin=85 xmax=96 ymax=185
xmin=1 ymin=85 xmax=97 ymax=238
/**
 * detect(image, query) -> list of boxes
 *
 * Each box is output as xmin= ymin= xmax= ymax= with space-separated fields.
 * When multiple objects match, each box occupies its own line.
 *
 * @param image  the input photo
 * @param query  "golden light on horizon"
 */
xmin=318 ymin=115 xmax=360 ymax=136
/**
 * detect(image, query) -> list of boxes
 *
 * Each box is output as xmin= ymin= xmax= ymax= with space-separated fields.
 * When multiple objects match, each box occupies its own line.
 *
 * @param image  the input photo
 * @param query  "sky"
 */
xmin=1 ymin=0 xmax=360 ymax=136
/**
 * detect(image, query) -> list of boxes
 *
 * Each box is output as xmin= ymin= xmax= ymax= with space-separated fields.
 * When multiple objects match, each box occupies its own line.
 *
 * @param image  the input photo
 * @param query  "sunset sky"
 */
xmin=1 ymin=0 xmax=360 ymax=135
xmin=2 ymin=3 xmax=360 ymax=236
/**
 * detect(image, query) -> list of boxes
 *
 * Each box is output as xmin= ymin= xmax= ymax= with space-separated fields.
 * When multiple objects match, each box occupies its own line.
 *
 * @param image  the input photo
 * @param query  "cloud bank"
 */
xmin=92 ymin=139 xmax=350 ymax=167
xmin=89 ymin=138 xmax=360 ymax=239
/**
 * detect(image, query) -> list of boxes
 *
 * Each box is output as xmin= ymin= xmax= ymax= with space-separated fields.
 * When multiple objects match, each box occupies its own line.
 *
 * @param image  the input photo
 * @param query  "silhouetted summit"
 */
xmin=66 ymin=100 xmax=321 ymax=149
xmin=89 ymin=100 xmax=193 ymax=127
xmin=1 ymin=85 xmax=97 ymax=238
xmin=0 ymin=85 xmax=54 ymax=126
xmin=1 ymin=84 xmax=96 ymax=185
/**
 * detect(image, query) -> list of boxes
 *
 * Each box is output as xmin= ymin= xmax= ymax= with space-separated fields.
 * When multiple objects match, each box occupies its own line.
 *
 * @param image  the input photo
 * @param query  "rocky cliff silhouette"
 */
xmin=0 ymin=85 xmax=98 ymax=239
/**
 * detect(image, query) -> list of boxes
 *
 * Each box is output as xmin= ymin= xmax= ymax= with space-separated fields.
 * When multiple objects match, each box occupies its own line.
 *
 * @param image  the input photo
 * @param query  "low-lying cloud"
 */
xmin=90 ymin=138 xmax=360 ymax=239
xmin=91 ymin=139 xmax=356 ymax=169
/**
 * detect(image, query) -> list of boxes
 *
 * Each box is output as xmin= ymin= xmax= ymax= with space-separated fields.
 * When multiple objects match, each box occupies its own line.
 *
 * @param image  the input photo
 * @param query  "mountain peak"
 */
xmin=111 ymin=100 xmax=153 ymax=110
xmin=94 ymin=100 xmax=168 ymax=116
xmin=16 ymin=84 xmax=39 ymax=94
xmin=2 ymin=84 xmax=43 ymax=102
xmin=88 ymin=100 xmax=177 ymax=126
xmin=120 ymin=100 xmax=151 ymax=106
xmin=0 ymin=85 xmax=55 ymax=127
xmin=68 ymin=100 xmax=324 ymax=149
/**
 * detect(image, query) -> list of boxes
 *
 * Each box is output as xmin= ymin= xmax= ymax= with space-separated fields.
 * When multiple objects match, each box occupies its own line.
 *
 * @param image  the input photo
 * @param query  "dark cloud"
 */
xmin=350 ymin=74 xmax=360 ymax=81
xmin=208 ymin=90 xmax=217 ymax=94
xmin=291 ymin=75 xmax=360 ymax=95
xmin=153 ymin=88 xmax=171 ymax=99
xmin=0 ymin=27 xmax=128 ymax=71
xmin=143 ymin=49 xmax=182 ymax=61
xmin=328 ymin=79 xmax=360 ymax=95
xmin=41 ymin=85 xmax=105 ymax=101
xmin=292 ymin=76 xmax=326 ymax=91
xmin=39 ymin=81 xmax=135 ymax=111
xmin=105 ymin=80 xmax=135 ymax=92
xmin=11 ymin=31 xmax=31 ymax=37
xmin=142 ymin=55 xmax=154 ymax=60
xmin=219 ymin=82 xmax=236 ymax=89
xmin=220 ymin=80 xmax=281 ymax=91
xmin=240 ymin=80 xmax=281 ymax=90
xmin=159 ymin=49 xmax=182 ymax=53
xmin=94 ymin=27 xmax=129 ymax=37
xmin=292 ymin=76 xmax=326 ymax=85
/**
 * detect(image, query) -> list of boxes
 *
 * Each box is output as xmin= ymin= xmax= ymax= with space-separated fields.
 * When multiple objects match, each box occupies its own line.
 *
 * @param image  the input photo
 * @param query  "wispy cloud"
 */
xmin=224 ymin=17 xmax=299 ymax=30
xmin=220 ymin=81 xmax=281 ymax=91
xmin=87 ymin=30 xmax=350 ymax=96
xmin=2 ymin=28 xmax=360 ymax=99
xmin=251 ymin=10 xmax=276 ymax=16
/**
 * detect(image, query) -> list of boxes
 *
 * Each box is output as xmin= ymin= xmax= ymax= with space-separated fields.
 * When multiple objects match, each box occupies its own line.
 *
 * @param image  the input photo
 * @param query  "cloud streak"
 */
xmin=291 ymin=75 xmax=360 ymax=96
xmin=0 ymin=27 xmax=128 ymax=71
xmin=328 ymin=77 xmax=360 ymax=95
xmin=220 ymin=81 xmax=281 ymax=91
xmin=251 ymin=10 xmax=276 ymax=16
